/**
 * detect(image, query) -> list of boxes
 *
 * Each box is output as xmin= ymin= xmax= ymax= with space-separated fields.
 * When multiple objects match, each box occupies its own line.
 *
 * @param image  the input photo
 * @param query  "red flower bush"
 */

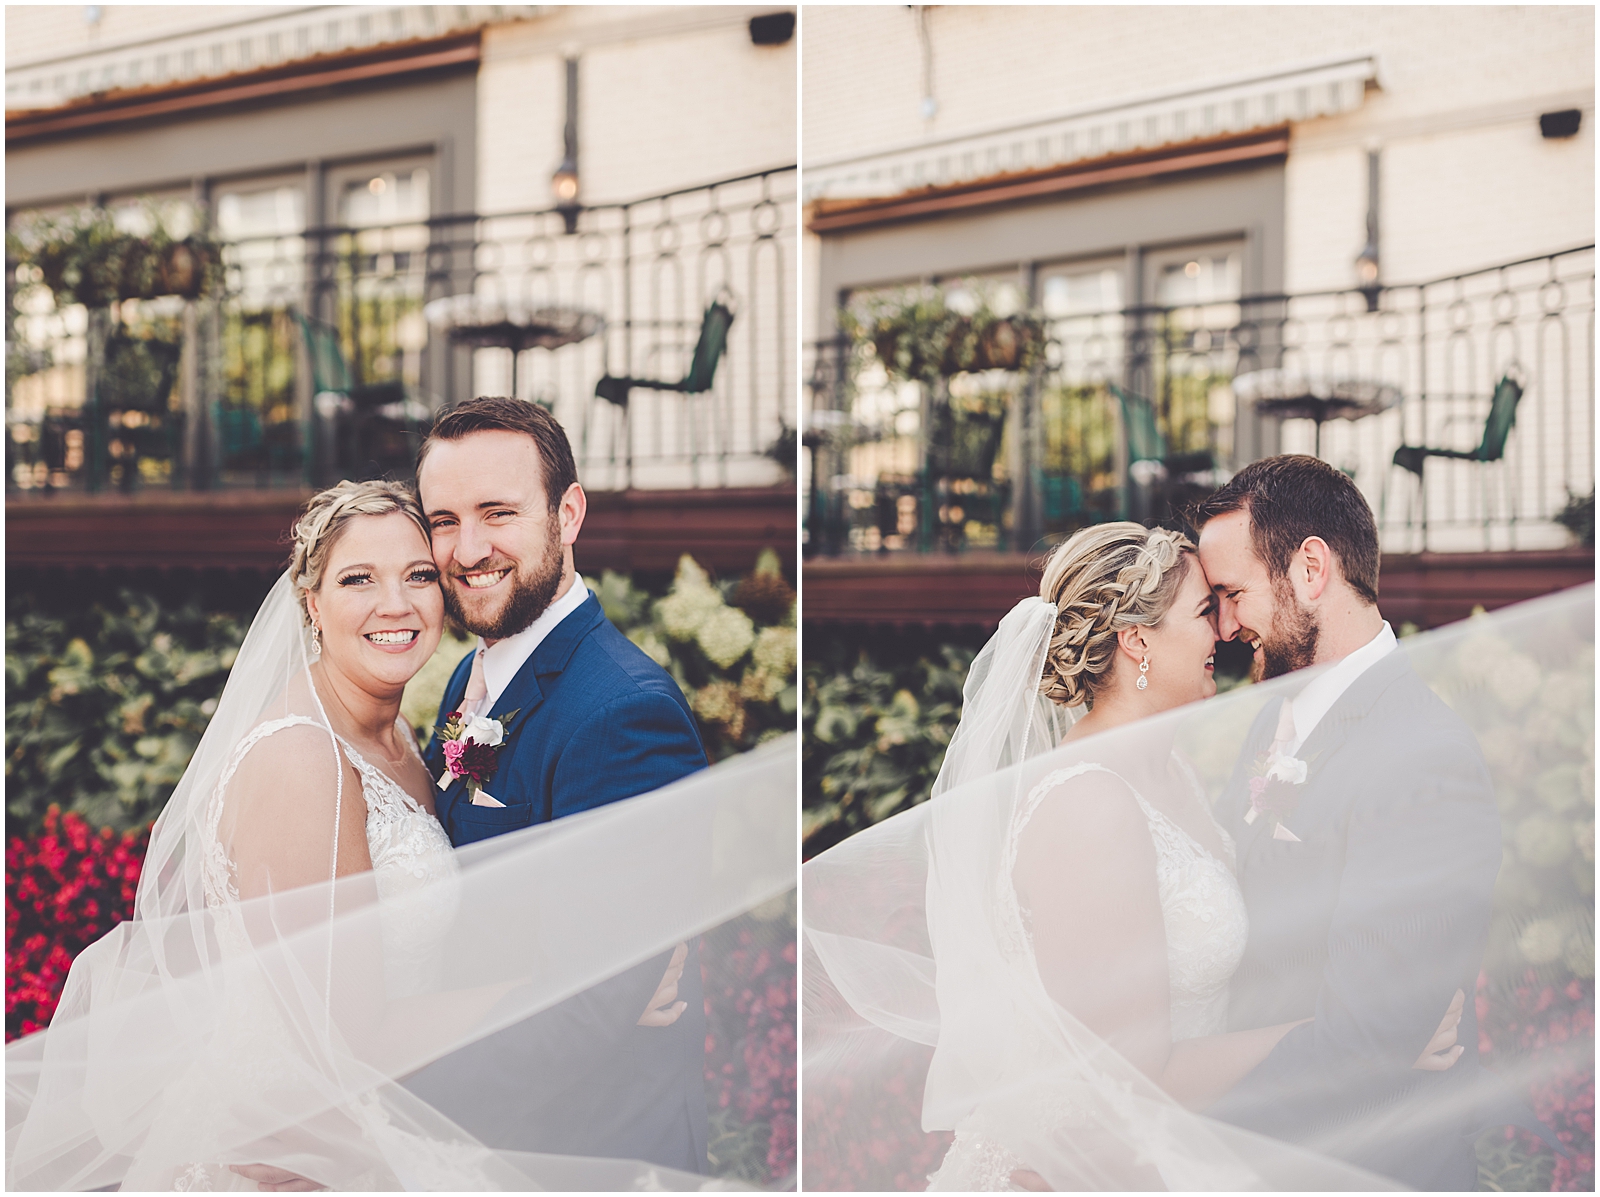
xmin=1477 ymin=970 xmax=1596 ymax=1192
xmin=6 ymin=806 xmax=147 ymax=1041
xmin=701 ymin=910 xmax=798 ymax=1186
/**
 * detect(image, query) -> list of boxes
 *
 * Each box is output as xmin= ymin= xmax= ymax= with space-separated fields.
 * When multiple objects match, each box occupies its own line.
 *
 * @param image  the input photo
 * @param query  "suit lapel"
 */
xmin=1238 ymin=648 xmax=1413 ymax=868
xmin=430 ymin=650 xmax=477 ymax=831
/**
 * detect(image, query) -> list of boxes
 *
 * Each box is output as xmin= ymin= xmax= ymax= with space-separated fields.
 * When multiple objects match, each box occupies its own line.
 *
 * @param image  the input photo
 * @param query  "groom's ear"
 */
xmin=556 ymin=482 xmax=587 ymax=548
xmin=1294 ymin=536 xmax=1336 ymax=602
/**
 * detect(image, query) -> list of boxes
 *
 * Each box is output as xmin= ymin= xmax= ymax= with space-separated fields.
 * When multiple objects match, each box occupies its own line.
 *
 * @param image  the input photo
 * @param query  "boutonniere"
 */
xmin=1245 ymin=751 xmax=1308 ymax=841
xmin=434 ymin=710 xmax=520 ymax=795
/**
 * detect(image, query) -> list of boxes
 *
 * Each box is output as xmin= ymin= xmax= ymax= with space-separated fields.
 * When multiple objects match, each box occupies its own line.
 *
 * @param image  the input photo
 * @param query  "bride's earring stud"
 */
xmin=1136 ymin=657 xmax=1149 ymax=690
xmin=311 ymin=623 xmax=322 ymax=658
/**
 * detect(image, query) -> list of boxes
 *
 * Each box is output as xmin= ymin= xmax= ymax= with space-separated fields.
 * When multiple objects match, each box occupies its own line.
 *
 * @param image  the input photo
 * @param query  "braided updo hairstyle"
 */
xmin=1037 ymin=522 xmax=1196 ymax=707
xmin=288 ymin=480 xmax=431 ymax=625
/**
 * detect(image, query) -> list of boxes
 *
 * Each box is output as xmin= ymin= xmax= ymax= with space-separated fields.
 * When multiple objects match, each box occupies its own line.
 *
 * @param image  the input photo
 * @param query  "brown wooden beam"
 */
xmin=806 ymin=129 xmax=1289 ymax=234
xmin=801 ymin=549 xmax=1594 ymax=629
xmin=6 ymin=487 xmax=796 ymax=578
xmin=6 ymin=33 xmax=480 ymax=145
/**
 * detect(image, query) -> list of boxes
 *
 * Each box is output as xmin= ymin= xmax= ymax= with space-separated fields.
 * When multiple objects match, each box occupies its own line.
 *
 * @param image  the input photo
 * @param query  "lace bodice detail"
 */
xmin=200 ymin=715 xmax=460 ymax=998
xmin=929 ymin=757 xmax=1249 ymax=1192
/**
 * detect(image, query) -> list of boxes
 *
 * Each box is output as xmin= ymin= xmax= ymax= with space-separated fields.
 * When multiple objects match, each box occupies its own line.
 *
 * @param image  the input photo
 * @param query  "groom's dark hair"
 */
xmin=416 ymin=396 xmax=578 ymax=511
xmin=1190 ymin=454 xmax=1380 ymax=604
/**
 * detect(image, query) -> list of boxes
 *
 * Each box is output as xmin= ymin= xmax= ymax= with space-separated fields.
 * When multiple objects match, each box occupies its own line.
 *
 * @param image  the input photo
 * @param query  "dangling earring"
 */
xmin=311 ymin=623 xmax=322 ymax=658
xmin=1136 ymin=657 xmax=1149 ymax=690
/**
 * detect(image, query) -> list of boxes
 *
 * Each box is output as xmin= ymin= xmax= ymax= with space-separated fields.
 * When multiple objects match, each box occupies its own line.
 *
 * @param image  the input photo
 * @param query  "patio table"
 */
xmin=423 ymin=295 xmax=604 ymax=396
xmin=1232 ymin=369 xmax=1402 ymax=456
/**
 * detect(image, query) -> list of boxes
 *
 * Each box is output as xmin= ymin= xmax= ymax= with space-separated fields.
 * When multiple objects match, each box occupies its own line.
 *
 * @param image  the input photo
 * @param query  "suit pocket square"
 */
xmin=1272 ymin=823 xmax=1302 ymax=842
xmin=470 ymin=790 xmax=507 ymax=808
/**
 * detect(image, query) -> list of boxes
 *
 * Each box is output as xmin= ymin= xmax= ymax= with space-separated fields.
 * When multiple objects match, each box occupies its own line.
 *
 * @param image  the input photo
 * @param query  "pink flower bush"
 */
xmin=701 ymin=918 xmax=798 ymax=1184
xmin=6 ymin=807 xmax=147 ymax=1041
xmin=1477 ymin=969 xmax=1596 ymax=1191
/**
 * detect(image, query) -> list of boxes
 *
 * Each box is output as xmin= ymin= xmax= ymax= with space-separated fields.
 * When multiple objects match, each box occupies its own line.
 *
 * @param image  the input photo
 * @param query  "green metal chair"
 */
xmin=1392 ymin=373 xmax=1524 ymax=478
xmin=589 ymin=295 xmax=734 ymax=487
xmin=593 ymin=297 xmax=734 ymax=407
xmin=1110 ymin=384 xmax=1219 ymax=520
xmin=1113 ymin=383 xmax=1168 ymax=469
xmin=294 ymin=311 xmax=428 ymax=482
xmin=295 ymin=312 xmax=406 ymax=411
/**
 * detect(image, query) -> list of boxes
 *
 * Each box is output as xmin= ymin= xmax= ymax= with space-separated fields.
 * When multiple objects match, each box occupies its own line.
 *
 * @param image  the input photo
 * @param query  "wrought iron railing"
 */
xmin=6 ymin=166 xmax=796 ymax=495
xmin=804 ymin=246 xmax=1594 ymax=556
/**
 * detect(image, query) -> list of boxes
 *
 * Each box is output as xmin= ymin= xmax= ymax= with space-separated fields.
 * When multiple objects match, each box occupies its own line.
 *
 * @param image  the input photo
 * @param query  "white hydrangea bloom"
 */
xmin=696 ymin=605 xmax=756 ymax=668
xmin=752 ymin=625 xmax=797 ymax=678
xmin=657 ymin=554 xmax=724 ymax=641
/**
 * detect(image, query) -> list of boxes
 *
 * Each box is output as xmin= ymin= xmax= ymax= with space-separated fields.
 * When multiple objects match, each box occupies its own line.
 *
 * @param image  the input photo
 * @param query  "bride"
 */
xmin=804 ymin=522 xmax=1463 ymax=1191
xmin=7 ymin=480 xmax=794 ymax=1192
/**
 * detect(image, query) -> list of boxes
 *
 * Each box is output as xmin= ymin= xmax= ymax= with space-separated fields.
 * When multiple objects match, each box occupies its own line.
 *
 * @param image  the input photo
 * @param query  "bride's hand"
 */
xmin=637 ymin=941 xmax=691 ymax=1027
xmin=1412 ymin=988 xmax=1466 ymax=1071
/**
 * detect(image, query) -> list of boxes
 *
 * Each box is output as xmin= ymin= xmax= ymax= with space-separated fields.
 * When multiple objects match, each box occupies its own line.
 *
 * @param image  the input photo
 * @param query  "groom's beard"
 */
xmin=443 ymin=524 xmax=565 ymax=640
xmin=1254 ymin=580 xmax=1320 ymax=682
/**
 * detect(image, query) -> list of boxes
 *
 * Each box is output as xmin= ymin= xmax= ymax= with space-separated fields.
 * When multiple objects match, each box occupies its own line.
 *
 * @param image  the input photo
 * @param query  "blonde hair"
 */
xmin=1037 ymin=522 xmax=1196 ymax=707
xmin=288 ymin=480 xmax=430 ymax=625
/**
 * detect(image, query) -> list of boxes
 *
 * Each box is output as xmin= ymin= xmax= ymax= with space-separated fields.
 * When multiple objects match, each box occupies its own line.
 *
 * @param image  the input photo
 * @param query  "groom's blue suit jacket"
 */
xmin=1207 ymin=648 xmax=1508 ymax=1190
xmin=406 ymin=590 xmax=711 ymax=1173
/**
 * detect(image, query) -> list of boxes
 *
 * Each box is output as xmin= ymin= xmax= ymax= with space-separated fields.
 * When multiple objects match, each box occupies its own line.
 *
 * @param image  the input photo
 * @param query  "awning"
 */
xmin=804 ymin=54 xmax=1378 ymax=203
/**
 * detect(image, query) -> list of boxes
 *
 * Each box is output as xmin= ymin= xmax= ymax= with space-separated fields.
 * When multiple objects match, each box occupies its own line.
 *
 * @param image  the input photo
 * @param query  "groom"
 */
xmin=1192 ymin=455 xmax=1504 ymax=1190
xmin=403 ymin=396 xmax=711 ymax=1172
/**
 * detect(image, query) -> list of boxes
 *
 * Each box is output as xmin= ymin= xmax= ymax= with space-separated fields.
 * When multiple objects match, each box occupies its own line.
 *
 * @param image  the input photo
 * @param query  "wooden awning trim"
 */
xmin=805 ymin=129 xmax=1289 ymax=234
xmin=6 ymin=32 xmax=481 ymax=145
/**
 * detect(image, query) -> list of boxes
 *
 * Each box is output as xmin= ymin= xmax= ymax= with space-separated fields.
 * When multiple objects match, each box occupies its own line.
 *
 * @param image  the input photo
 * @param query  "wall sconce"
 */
xmin=1354 ymin=148 xmax=1381 ymax=312
xmin=551 ymin=56 xmax=580 ymax=235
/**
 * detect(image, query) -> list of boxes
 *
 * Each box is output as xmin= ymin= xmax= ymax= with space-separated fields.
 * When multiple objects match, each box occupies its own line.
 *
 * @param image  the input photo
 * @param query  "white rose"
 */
xmin=1265 ymin=755 xmax=1308 ymax=785
xmin=462 ymin=714 xmax=505 ymax=747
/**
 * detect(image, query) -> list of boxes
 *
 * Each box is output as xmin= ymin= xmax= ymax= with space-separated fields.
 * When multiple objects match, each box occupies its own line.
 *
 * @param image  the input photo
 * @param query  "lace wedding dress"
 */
xmin=128 ymin=716 xmax=467 ymax=1192
xmin=926 ymin=758 xmax=1248 ymax=1192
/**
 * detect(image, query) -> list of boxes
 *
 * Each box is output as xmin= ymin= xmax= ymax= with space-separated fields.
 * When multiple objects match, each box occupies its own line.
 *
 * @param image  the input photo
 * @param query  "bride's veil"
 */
xmin=930 ymin=596 xmax=1077 ymax=800
xmin=803 ymin=584 xmax=1594 ymax=1191
xmin=6 ymin=572 xmax=797 ymax=1191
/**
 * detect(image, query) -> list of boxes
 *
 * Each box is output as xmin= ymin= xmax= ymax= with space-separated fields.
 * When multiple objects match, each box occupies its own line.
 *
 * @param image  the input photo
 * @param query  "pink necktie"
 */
xmin=1270 ymin=697 xmax=1297 ymax=759
xmin=461 ymin=646 xmax=488 ymax=719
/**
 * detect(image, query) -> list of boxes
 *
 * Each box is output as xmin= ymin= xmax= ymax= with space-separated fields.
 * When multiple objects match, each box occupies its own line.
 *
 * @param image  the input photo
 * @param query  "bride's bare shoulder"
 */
xmin=1024 ymin=765 xmax=1151 ymax=840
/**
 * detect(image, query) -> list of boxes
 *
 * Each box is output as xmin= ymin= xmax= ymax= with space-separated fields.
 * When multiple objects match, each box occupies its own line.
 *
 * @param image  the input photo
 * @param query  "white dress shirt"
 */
xmin=1281 ymin=621 xmax=1398 ymax=757
xmin=472 ymin=573 xmax=591 ymax=714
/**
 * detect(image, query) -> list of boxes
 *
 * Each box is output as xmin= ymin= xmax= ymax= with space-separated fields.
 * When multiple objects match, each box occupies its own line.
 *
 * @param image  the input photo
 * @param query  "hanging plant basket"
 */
xmin=842 ymin=289 xmax=1044 ymax=384
xmin=7 ymin=206 xmax=223 ymax=309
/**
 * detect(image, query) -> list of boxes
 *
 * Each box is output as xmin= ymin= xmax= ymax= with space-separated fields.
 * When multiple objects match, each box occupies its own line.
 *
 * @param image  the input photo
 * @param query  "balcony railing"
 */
xmin=804 ymin=246 xmax=1594 ymax=556
xmin=7 ymin=167 xmax=796 ymax=495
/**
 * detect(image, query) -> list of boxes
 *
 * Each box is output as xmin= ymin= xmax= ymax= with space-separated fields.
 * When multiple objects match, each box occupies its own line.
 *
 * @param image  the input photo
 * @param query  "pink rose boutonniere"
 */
xmin=434 ymin=709 xmax=520 ymax=798
xmin=1245 ymin=751 xmax=1308 ymax=842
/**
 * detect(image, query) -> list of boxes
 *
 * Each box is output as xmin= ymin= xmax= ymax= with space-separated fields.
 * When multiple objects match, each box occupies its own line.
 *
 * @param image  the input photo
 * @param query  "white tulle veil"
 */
xmin=929 ymin=596 xmax=1078 ymax=800
xmin=6 ymin=574 xmax=797 ymax=1191
xmin=803 ymin=584 xmax=1594 ymax=1191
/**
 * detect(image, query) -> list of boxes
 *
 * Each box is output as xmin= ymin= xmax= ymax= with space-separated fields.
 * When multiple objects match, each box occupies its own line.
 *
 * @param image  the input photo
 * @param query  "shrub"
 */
xmin=702 ymin=890 xmax=798 ymax=1187
xmin=6 ymin=807 xmax=148 ymax=1040
xmin=5 ymin=589 xmax=248 ymax=832
xmin=802 ymin=642 xmax=974 ymax=859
